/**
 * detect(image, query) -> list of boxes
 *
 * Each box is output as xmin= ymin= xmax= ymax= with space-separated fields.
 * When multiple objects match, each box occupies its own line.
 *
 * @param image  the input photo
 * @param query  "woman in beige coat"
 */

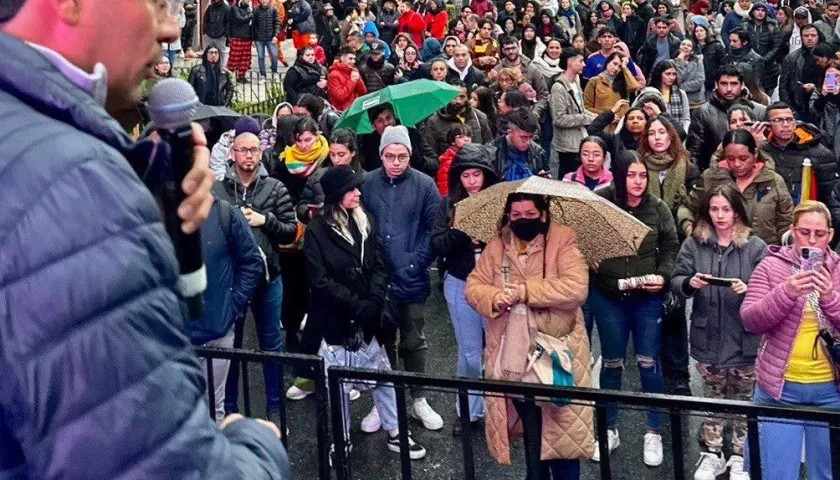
xmin=465 ymin=192 xmax=594 ymax=479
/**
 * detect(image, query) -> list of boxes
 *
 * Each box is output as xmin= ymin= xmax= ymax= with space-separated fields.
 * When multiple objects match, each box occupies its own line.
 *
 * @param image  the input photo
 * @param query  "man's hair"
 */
xmin=716 ymin=64 xmax=744 ymax=82
xmin=507 ymin=108 xmax=538 ymax=134
xmin=339 ymin=45 xmax=356 ymax=56
xmin=502 ymin=89 xmax=528 ymax=108
xmin=729 ymin=28 xmax=751 ymax=44
xmin=478 ymin=18 xmax=495 ymax=29
xmin=501 ymin=35 xmax=519 ymax=47
xmin=814 ymin=42 xmax=834 ymax=58
xmin=296 ymin=93 xmax=326 ymax=117
xmin=653 ymin=16 xmax=670 ymax=26
xmin=827 ymin=0 xmax=840 ymax=8
xmin=559 ymin=47 xmax=582 ymax=69
xmin=597 ymin=26 xmax=618 ymax=38
xmin=766 ymin=101 xmax=792 ymax=118
xmin=800 ymin=23 xmax=819 ymax=35
xmin=448 ymin=77 xmax=468 ymax=90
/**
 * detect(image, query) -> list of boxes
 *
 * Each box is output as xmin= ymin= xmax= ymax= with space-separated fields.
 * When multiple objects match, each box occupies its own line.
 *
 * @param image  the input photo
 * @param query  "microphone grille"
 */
xmin=148 ymin=78 xmax=199 ymax=131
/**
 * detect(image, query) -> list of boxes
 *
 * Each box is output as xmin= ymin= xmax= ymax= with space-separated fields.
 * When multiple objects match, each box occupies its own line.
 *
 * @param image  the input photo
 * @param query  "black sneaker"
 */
xmin=451 ymin=417 xmax=483 ymax=437
xmin=387 ymin=432 xmax=427 ymax=459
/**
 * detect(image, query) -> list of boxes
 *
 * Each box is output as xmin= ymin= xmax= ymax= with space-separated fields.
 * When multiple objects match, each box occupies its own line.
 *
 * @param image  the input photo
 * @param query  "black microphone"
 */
xmin=147 ymin=78 xmax=207 ymax=320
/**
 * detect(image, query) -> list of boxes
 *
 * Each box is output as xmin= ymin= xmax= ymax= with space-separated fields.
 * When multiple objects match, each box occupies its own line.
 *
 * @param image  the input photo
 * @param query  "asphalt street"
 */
xmin=231 ymin=271 xmax=719 ymax=480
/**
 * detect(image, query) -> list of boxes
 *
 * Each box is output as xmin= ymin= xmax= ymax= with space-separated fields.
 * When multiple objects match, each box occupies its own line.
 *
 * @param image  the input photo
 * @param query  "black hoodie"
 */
xmin=431 ymin=144 xmax=499 ymax=280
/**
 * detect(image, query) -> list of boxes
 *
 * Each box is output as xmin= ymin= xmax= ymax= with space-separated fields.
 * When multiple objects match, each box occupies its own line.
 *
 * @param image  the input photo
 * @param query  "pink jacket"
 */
xmin=740 ymin=245 xmax=840 ymax=399
xmin=562 ymin=166 xmax=613 ymax=191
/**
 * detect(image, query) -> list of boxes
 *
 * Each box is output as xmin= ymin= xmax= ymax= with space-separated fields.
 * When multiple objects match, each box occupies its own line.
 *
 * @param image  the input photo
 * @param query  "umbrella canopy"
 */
xmin=334 ymin=79 xmax=461 ymax=134
xmin=453 ymin=177 xmax=651 ymax=265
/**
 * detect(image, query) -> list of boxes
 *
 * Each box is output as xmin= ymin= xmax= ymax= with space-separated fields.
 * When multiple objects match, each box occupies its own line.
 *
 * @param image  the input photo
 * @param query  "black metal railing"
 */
xmin=194 ymin=347 xmax=329 ymax=480
xmin=171 ymin=67 xmax=285 ymax=107
xmin=327 ymin=366 xmax=840 ymax=480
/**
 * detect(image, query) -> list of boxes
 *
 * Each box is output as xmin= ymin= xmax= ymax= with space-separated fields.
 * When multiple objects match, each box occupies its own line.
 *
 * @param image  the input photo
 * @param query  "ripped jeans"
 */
xmin=588 ymin=287 xmax=664 ymax=431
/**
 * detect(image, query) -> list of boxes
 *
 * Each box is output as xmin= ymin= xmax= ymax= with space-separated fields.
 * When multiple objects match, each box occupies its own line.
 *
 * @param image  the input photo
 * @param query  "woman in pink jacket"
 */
xmin=740 ymin=200 xmax=840 ymax=480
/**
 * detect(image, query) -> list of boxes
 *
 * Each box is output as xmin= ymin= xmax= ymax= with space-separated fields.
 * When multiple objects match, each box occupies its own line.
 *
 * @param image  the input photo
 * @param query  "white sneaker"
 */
xmin=727 ymin=455 xmax=750 ymax=480
xmin=411 ymin=398 xmax=444 ymax=430
xmin=592 ymin=429 xmax=620 ymax=462
xmin=258 ymin=76 xmax=266 ymax=84
xmin=361 ymin=406 xmax=381 ymax=433
xmin=643 ymin=432 xmax=664 ymax=467
xmin=286 ymin=385 xmax=313 ymax=400
xmin=694 ymin=451 xmax=727 ymax=480
xmin=349 ymin=389 xmax=360 ymax=401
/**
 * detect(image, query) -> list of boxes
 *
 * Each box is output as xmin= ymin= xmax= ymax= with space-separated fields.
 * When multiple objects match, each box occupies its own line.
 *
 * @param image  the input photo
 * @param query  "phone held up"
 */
xmin=802 ymin=247 xmax=824 ymax=272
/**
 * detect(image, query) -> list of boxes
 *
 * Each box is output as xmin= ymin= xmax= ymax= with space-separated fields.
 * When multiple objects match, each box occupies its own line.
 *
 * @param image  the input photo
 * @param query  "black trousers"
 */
xmin=279 ymin=251 xmax=310 ymax=352
xmin=554 ymin=151 xmax=580 ymax=180
xmin=512 ymin=399 xmax=581 ymax=480
xmin=181 ymin=17 xmax=197 ymax=51
xmin=661 ymin=303 xmax=690 ymax=389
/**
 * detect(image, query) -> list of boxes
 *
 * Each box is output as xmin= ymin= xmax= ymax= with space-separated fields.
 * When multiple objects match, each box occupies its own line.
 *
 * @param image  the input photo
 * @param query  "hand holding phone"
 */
xmin=825 ymin=71 xmax=838 ymax=94
xmin=802 ymin=247 xmax=824 ymax=272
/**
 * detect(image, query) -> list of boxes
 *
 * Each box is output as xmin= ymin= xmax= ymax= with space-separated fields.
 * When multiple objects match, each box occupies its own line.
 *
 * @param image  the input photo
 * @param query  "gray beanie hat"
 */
xmin=379 ymin=125 xmax=413 ymax=156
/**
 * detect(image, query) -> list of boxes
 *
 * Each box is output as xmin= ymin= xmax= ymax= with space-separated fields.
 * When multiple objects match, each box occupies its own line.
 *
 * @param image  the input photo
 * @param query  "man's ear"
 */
xmin=54 ymin=0 xmax=83 ymax=25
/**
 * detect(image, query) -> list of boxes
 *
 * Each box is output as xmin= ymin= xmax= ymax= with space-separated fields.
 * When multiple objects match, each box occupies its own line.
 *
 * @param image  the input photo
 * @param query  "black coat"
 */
xmin=212 ymin=170 xmax=298 ymax=279
xmin=444 ymin=65 xmax=487 ymax=90
xmin=687 ymin=91 xmax=767 ymax=171
xmin=188 ymin=63 xmax=235 ymax=107
xmin=316 ymin=15 xmax=341 ymax=55
xmin=358 ymin=58 xmax=399 ymax=92
xmin=283 ymin=59 xmax=327 ymax=104
xmin=431 ymin=146 xmax=498 ymax=281
xmin=744 ymin=18 xmax=782 ymax=88
xmin=304 ymin=212 xmax=390 ymax=345
xmin=697 ymin=40 xmax=726 ymax=94
xmin=252 ymin=5 xmax=280 ymax=42
xmin=724 ymin=46 xmax=768 ymax=93
xmin=621 ymin=14 xmax=647 ymax=62
xmin=490 ymin=135 xmax=549 ymax=179
xmin=636 ymin=34 xmax=681 ymax=78
xmin=204 ymin=0 xmax=230 ymax=38
xmin=228 ymin=3 xmax=252 ymax=39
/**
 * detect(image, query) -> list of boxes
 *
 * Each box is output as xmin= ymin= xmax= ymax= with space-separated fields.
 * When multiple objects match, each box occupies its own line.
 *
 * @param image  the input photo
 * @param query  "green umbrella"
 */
xmin=334 ymin=79 xmax=461 ymax=134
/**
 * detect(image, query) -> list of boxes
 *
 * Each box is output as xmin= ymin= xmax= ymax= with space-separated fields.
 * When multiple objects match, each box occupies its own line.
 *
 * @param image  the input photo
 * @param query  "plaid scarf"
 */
xmin=667 ymin=86 xmax=687 ymax=125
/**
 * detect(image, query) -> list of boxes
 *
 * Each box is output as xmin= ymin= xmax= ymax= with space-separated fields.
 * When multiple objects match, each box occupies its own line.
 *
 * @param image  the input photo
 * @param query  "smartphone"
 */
xmin=826 ymin=71 xmax=838 ymax=93
xmin=802 ymin=247 xmax=824 ymax=271
xmin=706 ymin=276 xmax=735 ymax=287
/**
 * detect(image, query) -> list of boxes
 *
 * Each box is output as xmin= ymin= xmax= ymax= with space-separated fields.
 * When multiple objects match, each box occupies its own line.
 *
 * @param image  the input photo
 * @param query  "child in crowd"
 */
xmin=437 ymin=124 xmax=473 ymax=196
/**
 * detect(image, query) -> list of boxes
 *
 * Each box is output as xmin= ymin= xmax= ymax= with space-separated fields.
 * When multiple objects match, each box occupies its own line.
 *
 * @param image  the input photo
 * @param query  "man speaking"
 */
xmin=0 ymin=0 xmax=289 ymax=478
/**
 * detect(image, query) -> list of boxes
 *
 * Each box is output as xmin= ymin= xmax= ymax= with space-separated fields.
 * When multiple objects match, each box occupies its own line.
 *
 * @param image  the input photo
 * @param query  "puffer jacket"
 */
xmin=423 ymin=106 xmax=493 ymax=156
xmin=779 ymin=46 xmax=816 ymax=114
xmin=466 ymin=224 xmax=593 ymax=463
xmin=0 ymin=31 xmax=288 ymax=479
xmin=283 ymin=57 xmax=327 ymax=104
xmin=491 ymin=135 xmax=549 ymax=179
xmin=745 ymin=10 xmax=782 ymax=90
xmin=358 ymin=56 xmax=399 ymax=92
xmin=327 ymin=61 xmax=368 ymax=112
xmin=741 ymin=246 xmax=840 ymax=400
xmin=362 ymin=167 xmax=441 ymax=303
xmin=212 ymin=167 xmax=298 ymax=279
xmin=252 ymin=4 xmax=280 ymax=42
xmin=687 ymin=90 xmax=767 ymax=170
xmin=593 ymin=187 xmax=680 ymax=299
xmin=290 ymin=0 xmax=315 ymax=34
xmin=724 ymin=46 xmax=767 ymax=93
xmin=679 ymin=151 xmax=794 ymax=246
xmin=762 ymin=122 xmax=840 ymax=223
xmin=672 ymin=221 xmax=768 ymax=367
xmin=228 ymin=3 xmax=253 ymax=39
xmin=431 ymin=144 xmax=499 ymax=281
xmin=204 ymin=0 xmax=230 ymax=38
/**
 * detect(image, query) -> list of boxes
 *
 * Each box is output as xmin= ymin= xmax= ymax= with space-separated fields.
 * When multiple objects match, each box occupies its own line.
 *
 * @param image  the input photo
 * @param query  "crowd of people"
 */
xmin=17 ymin=0 xmax=840 ymax=477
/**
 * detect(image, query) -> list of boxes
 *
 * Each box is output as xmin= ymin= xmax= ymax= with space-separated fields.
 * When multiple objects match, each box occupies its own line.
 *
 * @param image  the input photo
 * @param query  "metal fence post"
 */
xmin=394 ymin=387 xmax=413 ymax=480
xmin=206 ymin=354 xmax=216 ymax=420
xmin=595 ymin=402 xmax=612 ymax=480
xmin=313 ymin=359 xmax=331 ymax=480
xmin=747 ymin=415 xmax=762 ymax=480
xmin=242 ymin=360 xmax=252 ymax=418
xmin=830 ymin=419 xmax=840 ymax=480
xmin=669 ymin=409 xmax=685 ymax=480
xmin=457 ymin=389 xmax=476 ymax=480
xmin=328 ymin=368 xmax=350 ymax=480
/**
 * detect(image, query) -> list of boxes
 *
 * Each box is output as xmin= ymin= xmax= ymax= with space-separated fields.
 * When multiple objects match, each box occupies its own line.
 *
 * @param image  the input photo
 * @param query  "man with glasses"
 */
xmin=494 ymin=35 xmax=549 ymax=121
xmin=213 ymin=131 xmax=299 ymax=425
xmin=762 ymin=102 xmax=840 ymax=230
xmin=0 ymin=0 xmax=288 ymax=475
xmin=490 ymin=108 xmax=549 ymax=180
xmin=361 ymin=125 xmax=444 ymax=433
xmin=357 ymin=104 xmax=439 ymax=175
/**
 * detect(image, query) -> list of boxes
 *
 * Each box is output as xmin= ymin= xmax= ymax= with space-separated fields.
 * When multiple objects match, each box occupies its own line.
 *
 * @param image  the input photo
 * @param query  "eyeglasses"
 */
xmin=383 ymin=153 xmax=411 ymax=163
xmin=769 ymin=117 xmax=796 ymax=125
xmin=795 ymin=227 xmax=831 ymax=239
xmin=234 ymin=147 xmax=261 ymax=156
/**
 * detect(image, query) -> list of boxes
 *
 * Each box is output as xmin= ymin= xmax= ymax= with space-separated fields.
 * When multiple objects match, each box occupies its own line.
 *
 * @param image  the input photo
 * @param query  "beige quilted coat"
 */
xmin=465 ymin=224 xmax=595 ymax=464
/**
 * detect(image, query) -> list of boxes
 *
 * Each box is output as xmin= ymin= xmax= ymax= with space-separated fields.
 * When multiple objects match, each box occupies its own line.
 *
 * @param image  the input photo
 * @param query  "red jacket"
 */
xmin=398 ymin=10 xmax=426 ymax=47
xmin=312 ymin=45 xmax=326 ymax=65
xmin=437 ymin=147 xmax=458 ymax=196
xmin=328 ymin=62 xmax=367 ymax=112
xmin=425 ymin=10 xmax=449 ymax=40
xmin=469 ymin=0 xmax=495 ymax=19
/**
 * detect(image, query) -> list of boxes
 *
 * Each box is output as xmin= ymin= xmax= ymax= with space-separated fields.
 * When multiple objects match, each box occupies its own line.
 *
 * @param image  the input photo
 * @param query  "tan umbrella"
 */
xmin=452 ymin=177 xmax=651 ymax=265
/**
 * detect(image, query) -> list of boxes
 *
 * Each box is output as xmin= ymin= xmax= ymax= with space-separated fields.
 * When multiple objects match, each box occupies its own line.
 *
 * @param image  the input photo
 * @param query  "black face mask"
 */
xmin=509 ymin=218 xmax=548 ymax=242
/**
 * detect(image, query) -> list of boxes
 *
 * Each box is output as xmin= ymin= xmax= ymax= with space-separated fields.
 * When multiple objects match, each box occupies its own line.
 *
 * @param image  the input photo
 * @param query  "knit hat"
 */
xmin=234 ymin=115 xmax=262 ymax=136
xmin=379 ymin=125 xmax=413 ymax=156
xmin=321 ymin=165 xmax=364 ymax=205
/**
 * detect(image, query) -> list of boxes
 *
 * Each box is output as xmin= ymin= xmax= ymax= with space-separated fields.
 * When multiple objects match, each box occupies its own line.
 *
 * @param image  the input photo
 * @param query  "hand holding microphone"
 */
xmin=148 ymin=78 xmax=213 ymax=319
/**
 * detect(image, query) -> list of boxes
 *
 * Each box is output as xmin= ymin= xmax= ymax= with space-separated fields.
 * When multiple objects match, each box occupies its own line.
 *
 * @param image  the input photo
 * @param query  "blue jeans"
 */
xmin=225 ymin=276 xmax=285 ymax=413
xmin=164 ymin=48 xmax=178 ymax=67
xmin=745 ymin=382 xmax=840 ymax=480
xmin=443 ymin=275 xmax=486 ymax=421
xmin=588 ymin=287 xmax=664 ymax=430
xmin=255 ymin=41 xmax=278 ymax=75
